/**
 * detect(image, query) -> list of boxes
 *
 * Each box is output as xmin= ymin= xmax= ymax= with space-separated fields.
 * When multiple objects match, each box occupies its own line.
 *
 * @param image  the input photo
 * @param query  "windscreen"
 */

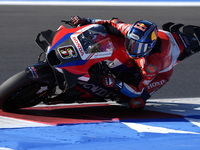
xmin=77 ymin=25 xmax=114 ymax=54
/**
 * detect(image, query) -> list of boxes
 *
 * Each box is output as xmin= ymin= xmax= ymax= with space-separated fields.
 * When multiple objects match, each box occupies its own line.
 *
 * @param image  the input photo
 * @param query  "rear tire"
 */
xmin=0 ymin=71 xmax=49 ymax=112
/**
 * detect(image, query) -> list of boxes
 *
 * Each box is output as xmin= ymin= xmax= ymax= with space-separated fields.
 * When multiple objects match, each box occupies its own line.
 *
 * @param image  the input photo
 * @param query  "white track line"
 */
xmin=0 ymin=148 xmax=14 ymax=150
xmin=0 ymin=116 xmax=51 ymax=128
xmin=122 ymin=122 xmax=200 ymax=134
xmin=122 ymin=97 xmax=200 ymax=134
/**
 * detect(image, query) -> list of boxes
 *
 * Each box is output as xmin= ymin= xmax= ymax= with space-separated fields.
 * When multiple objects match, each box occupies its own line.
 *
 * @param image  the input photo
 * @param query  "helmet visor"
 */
xmin=125 ymin=38 xmax=149 ymax=58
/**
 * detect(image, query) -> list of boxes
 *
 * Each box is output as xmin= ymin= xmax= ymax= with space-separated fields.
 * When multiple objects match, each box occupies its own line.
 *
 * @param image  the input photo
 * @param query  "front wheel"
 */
xmin=0 ymin=71 xmax=51 ymax=112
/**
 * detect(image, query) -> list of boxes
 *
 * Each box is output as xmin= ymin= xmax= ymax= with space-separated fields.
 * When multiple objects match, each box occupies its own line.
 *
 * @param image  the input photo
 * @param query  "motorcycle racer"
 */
xmin=70 ymin=16 xmax=200 ymax=111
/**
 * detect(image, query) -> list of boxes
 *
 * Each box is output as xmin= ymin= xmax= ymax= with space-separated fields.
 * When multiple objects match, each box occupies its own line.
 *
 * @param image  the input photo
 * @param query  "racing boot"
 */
xmin=178 ymin=43 xmax=200 ymax=61
xmin=128 ymin=98 xmax=146 ymax=112
xmin=178 ymin=26 xmax=200 ymax=61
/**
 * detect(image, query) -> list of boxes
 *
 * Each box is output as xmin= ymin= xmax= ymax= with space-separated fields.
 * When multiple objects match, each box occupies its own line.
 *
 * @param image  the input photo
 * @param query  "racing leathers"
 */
xmin=71 ymin=16 xmax=199 ymax=110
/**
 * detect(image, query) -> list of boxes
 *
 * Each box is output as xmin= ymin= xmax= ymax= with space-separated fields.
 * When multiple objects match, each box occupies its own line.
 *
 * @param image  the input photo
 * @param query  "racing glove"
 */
xmin=70 ymin=16 xmax=90 ymax=27
xmin=102 ymin=75 xmax=123 ymax=90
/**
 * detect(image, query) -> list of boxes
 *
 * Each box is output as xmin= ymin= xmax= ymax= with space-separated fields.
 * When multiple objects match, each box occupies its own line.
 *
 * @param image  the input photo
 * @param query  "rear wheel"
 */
xmin=0 ymin=71 xmax=51 ymax=112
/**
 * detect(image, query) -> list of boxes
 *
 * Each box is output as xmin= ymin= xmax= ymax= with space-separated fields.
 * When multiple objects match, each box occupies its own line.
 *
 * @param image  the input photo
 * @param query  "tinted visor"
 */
xmin=125 ymin=38 xmax=149 ymax=58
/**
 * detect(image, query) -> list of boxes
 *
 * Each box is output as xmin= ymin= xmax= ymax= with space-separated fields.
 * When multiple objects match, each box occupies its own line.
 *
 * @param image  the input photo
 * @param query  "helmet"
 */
xmin=125 ymin=20 xmax=158 ymax=58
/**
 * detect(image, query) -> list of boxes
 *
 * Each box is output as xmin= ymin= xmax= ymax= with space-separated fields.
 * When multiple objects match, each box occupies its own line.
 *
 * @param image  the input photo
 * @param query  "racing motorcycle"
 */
xmin=0 ymin=20 xmax=199 ymax=112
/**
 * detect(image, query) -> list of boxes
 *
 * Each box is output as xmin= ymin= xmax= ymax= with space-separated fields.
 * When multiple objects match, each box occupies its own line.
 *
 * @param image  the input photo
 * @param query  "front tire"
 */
xmin=0 ymin=71 xmax=50 ymax=112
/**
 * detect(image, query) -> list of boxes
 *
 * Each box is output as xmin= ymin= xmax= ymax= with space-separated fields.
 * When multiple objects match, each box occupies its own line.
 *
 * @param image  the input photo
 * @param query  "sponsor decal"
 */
xmin=147 ymin=64 xmax=157 ymax=73
xmin=85 ymin=53 xmax=95 ymax=60
xmin=78 ymin=82 xmax=109 ymax=97
xmin=130 ymin=33 xmax=140 ymax=40
xmin=134 ymin=23 xmax=147 ymax=31
xmin=147 ymin=79 xmax=166 ymax=89
xmin=94 ymin=52 xmax=112 ymax=58
xmin=72 ymin=36 xmax=84 ymax=57
xmin=58 ymin=46 xmax=77 ymax=59
xmin=28 ymin=66 xmax=39 ymax=79
xmin=151 ymin=30 xmax=157 ymax=41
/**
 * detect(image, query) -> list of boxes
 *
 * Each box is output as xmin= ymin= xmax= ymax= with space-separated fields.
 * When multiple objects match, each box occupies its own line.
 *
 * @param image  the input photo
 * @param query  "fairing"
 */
xmin=43 ymin=24 xmax=115 ymax=88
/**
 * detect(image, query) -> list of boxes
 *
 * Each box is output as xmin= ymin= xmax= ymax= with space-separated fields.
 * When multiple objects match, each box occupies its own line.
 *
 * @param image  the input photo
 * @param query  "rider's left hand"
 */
xmin=102 ymin=75 xmax=123 ymax=90
xmin=102 ymin=75 xmax=116 ymax=88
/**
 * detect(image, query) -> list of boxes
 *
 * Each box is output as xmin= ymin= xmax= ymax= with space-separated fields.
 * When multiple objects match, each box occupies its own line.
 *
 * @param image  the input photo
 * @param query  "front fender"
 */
xmin=26 ymin=62 xmax=56 ymax=85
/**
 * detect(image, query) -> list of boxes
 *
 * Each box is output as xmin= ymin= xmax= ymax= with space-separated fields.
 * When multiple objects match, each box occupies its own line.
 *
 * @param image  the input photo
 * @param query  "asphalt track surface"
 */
xmin=0 ymin=5 xmax=200 ymax=150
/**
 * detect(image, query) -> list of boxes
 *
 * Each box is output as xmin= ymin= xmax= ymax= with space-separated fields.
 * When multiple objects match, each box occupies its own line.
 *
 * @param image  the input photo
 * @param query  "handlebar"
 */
xmin=61 ymin=20 xmax=75 ymax=27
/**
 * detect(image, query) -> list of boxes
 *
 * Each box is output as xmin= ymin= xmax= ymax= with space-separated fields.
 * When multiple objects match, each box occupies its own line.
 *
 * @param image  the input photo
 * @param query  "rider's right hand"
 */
xmin=70 ymin=16 xmax=86 ymax=27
